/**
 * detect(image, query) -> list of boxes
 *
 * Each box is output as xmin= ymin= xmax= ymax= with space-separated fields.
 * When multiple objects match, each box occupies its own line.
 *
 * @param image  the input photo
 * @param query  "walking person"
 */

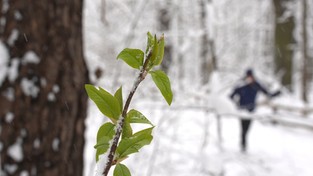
xmin=230 ymin=69 xmax=280 ymax=152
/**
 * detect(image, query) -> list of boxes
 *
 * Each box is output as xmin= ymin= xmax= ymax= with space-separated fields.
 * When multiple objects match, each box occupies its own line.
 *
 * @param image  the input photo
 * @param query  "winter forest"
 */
xmin=1 ymin=0 xmax=313 ymax=176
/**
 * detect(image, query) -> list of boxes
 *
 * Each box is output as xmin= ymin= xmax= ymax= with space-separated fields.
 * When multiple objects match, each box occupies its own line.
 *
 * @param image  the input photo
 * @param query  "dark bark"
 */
xmin=273 ymin=0 xmax=295 ymax=89
xmin=0 ymin=1 xmax=89 ymax=176
xmin=158 ymin=7 xmax=172 ymax=74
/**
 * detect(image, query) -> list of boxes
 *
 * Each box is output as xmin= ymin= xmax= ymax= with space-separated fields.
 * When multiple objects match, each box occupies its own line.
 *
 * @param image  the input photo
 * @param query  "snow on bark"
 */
xmin=96 ymin=139 xmax=114 ymax=176
xmin=0 ymin=40 xmax=9 ymax=86
xmin=7 ymin=58 xmax=20 ymax=82
xmin=22 ymin=51 xmax=40 ymax=64
xmin=20 ymin=78 xmax=40 ymax=98
xmin=7 ymin=138 xmax=23 ymax=162
xmin=7 ymin=29 xmax=19 ymax=46
xmin=5 ymin=112 xmax=14 ymax=123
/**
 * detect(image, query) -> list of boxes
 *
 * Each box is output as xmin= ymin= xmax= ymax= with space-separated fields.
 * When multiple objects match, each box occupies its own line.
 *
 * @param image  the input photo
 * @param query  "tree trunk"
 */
xmin=273 ymin=0 xmax=295 ymax=89
xmin=158 ymin=6 xmax=172 ymax=74
xmin=0 ymin=1 xmax=89 ymax=176
xmin=199 ymin=0 xmax=211 ymax=84
xmin=301 ymin=0 xmax=309 ymax=103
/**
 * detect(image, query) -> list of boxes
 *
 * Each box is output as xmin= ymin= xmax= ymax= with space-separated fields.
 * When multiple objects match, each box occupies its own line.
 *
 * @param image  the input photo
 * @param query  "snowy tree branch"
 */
xmin=102 ymin=50 xmax=152 ymax=176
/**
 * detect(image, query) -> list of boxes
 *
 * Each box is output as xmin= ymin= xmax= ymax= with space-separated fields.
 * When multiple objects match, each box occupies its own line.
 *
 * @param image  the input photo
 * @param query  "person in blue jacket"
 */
xmin=230 ymin=69 xmax=280 ymax=152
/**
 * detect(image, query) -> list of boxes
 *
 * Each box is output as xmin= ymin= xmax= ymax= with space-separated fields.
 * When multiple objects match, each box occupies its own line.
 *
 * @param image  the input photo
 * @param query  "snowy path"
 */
xmin=85 ymin=105 xmax=313 ymax=176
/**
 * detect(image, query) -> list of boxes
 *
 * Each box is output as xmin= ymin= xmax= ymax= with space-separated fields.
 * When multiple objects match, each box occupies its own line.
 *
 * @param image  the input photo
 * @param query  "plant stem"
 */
xmin=102 ymin=52 xmax=151 ymax=176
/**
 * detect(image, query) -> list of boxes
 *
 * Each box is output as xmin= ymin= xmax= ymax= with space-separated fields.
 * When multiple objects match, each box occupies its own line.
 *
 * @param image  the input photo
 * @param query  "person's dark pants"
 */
xmin=240 ymin=119 xmax=252 ymax=151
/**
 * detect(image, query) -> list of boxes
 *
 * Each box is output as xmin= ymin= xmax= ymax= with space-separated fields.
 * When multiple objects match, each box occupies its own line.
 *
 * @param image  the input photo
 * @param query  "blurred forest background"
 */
xmin=1 ymin=0 xmax=313 ymax=176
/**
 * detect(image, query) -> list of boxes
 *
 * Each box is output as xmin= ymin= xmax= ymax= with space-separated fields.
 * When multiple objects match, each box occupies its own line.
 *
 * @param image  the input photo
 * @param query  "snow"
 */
xmin=0 ymin=40 xmax=9 ymax=86
xmin=14 ymin=10 xmax=23 ymax=21
xmin=5 ymin=112 xmax=14 ymax=123
xmin=33 ymin=138 xmax=40 ymax=149
xmin=7 ymin=58 xmax=20 ymax=82
xmin=47 ymin=92 xmax=56 ymax=102
xmin=7 ymin=29 xmax=19 ymax=46
xmin=20 ymin=170 xmax=29 ymax=176
xmin=1 ymin=0 xmax=9 ymax=13
xmin=7 ymin=138 xmax=23 ymax=162
xmin=4 ymin=164 xmax=17 ymax=174
xmin=20 ymin=78 xmax=40 ymax=98
xmin=52 ymin=85 xmax=60 ymax=93
xmin=22 ymin=51 xmax=40 ymax=64
xmin=95 ymin=153 xmax=109 ymax=176
xmin=52 ymin=138 xmax=60 ymax=151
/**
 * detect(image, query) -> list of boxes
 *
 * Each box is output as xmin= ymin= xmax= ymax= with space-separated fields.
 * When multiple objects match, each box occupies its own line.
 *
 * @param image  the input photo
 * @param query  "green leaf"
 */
xmin=149 ymin=70 xmax=173 ymax=105
xmin=117 ymin=48 xmax=144 ymax=69
xmin=114 ymin=164 xmax=131 ymax=176
xmin=94 ymin=122 xmax=115 ymax=161
xmin=122 ymin=118 xmax=133 ymax=139
xmin=97 ymin=122 xmax=115 ymax=141
xmin=127 ymin=109 xmax=153 ymax=125
xmin=85 ymin=84 xmax=121 ymax=122
xmin=146 ymin=32 xmax=155 ymax=54
xmin=95 ymin=136 xmax=111 ymax=162
xmin=153 ymin=34 xmax=165 ymax=66
xmin=114 ymin=86 xmax=123 ymax=113
xmin=148 ymin=35 xmax=158 ymax=69
xmin=117 ymin=127 xmax=154 ymax=159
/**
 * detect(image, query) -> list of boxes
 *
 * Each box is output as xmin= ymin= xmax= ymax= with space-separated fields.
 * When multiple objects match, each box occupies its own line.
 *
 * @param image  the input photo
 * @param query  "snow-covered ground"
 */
xmin=84 ymin=93 xmax=313 ymax=176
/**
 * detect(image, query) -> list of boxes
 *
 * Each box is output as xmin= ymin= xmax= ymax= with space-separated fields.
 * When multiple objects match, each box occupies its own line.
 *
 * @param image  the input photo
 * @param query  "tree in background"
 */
xmin=273 ymin=0 xmax=295 ymax=89
xmin=0 ymin=0 xmax=89 ymax=175
xmin=301 ymin=0 xmax=310 ymax=103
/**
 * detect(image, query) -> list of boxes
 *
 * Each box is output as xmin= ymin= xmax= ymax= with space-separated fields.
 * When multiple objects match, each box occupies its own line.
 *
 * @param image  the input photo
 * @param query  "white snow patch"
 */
xmin=96 ymin=153 xmax=110 ymax=176
xmin=14 ymin=10 xmax=23 ymax=21
xmin=40 ymin=77 xmax=47 ymax=87
xmin=4 ymin=164 xmax=17 ymax=174
xmin=95 ymin=139 xmax=113 ymax=176
xmin=47 ymin=92 xmax=56 ymax=102
xmin=7 ymin=58 xmax=20 ymax=82
xmin=20 ymin=129 xmax=27 ymax=137
xmin=8 ymin=29 xmax=19 ymax=46
xmin=2 ymin=0 xmax=9 ymax=13
xmin=33 ymin=138 xmax=40 ymax=149
xmin=20 ymin=170 xmax=29 ymax=176
xmin=5 ymin=112 xmax=14 ymax=123
xmin=22 ymin=51 xmax=40 ymax=64
xmin=52 ymin=138 xmax=60 ymax=151
xmin=0 ymin=40 xmax=9 ymax=86
xmin=20 ymin=78 xmax=39 ymax=98
xmin=52 ymin=85 xmax=60 ymax=93
xmin=7 ymin=138 xmax=23 ymax=162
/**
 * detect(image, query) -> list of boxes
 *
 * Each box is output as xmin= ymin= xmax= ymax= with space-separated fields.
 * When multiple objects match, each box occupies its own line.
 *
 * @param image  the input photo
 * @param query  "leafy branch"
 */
xmin=85 ymin=32 xmax=173 ymax=176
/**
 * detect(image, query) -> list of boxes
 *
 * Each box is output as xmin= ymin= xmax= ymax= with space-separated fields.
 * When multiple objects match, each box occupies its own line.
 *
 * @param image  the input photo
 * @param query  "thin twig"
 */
xmin=102 ymin=50 xmax=152 ymax=176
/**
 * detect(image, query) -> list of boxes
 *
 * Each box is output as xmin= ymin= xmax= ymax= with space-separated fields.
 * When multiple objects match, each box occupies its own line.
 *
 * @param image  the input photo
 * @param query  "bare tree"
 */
xmin=0 ymin=1 xmax=89 ymax=175
xmin=158 ymin=3 xmax=173 ymax=74
xmin=301 ymin=0 xmax=309 ymax=103
xmin=273 ymin=0 xmax=295 ymax=89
